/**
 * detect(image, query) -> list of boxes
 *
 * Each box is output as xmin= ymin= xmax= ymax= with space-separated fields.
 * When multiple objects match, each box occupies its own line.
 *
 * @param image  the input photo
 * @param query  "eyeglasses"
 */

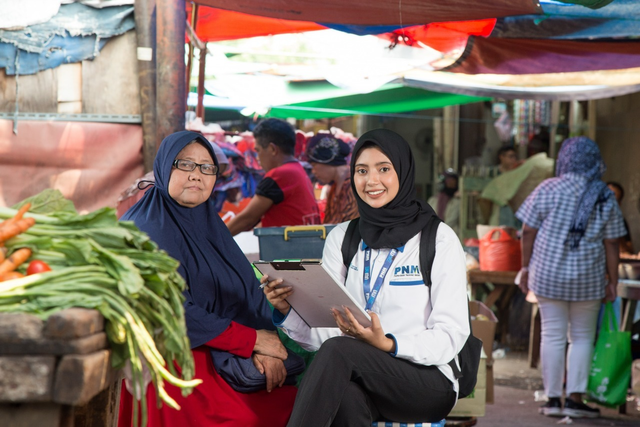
xmin=173 ymin=159 xmax=218 ymax=175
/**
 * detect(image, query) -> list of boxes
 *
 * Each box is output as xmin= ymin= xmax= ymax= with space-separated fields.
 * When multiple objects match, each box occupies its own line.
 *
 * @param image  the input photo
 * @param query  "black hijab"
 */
xmin=350 ymin=129 xmax=437 ymax=249
xmin=121 ymin=131 xmax=274 ymax=348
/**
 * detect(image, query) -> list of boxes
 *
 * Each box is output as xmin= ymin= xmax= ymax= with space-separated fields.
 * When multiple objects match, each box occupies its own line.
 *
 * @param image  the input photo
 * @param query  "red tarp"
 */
xmin=385 ymin=19 xmax=495 ymax=53
xmin=0 ymin=120 xmax=143 ymax=213
xmin=444 ymin=37 xmax=640 ymax=75
xmin=194 ymin=0 xmax=541 ymax=26
xmin=189 ymin=6 xmax=325 ymax=42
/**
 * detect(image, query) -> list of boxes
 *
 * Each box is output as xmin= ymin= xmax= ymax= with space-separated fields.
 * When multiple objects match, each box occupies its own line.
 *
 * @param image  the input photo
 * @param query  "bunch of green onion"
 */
xmin=0 ymin=190 xmax=201 ymax=426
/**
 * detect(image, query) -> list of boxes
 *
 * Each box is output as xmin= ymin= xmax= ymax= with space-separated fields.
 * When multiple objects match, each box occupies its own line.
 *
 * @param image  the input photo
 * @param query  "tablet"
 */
xmin=254 ymin=260 xmax=371 ymax=328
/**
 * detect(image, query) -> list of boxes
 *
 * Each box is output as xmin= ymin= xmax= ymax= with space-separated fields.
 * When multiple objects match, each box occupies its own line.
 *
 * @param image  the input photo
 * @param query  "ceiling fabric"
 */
xmin=193 ymin=0 xmax=541 ymax=26
xmin=443 ymin=37 xmax=640 ymax=75
xmin=188 ymin=6 xmax=324 ymax=42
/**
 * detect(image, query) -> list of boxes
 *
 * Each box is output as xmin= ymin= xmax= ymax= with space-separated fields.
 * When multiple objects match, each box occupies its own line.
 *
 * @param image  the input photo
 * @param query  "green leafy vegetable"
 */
xmin=0 ymin=190 xmax=200 ymax=426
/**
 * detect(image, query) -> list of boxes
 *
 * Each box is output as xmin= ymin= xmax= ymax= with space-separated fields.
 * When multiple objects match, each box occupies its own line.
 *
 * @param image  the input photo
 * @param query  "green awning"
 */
xmin=266 ymin=84 xmax=490 ymax=119
xmin=196 ymin=77 xmax=490 ymax=119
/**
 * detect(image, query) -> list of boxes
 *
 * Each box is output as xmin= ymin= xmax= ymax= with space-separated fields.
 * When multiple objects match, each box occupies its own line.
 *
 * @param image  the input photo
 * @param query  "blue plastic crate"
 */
xmin=253 ymin=225 xmax=336 ymax=261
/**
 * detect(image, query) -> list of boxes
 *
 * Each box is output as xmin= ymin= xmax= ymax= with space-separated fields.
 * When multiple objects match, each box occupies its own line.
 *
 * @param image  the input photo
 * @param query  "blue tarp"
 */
xmin=492 ymin=0 xmax=640 ymax=39
xmin=0 ymin=2 xmax=134 ymax=75
xmin=0 ymin=35 xmax=109 ymax=75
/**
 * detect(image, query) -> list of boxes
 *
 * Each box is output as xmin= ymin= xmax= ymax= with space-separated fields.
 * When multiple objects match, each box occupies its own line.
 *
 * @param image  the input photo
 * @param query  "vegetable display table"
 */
xmin=467 ymin=270 xmax=519 ymax=343
xmin=0 ymin=308 xmax=121 ymax=427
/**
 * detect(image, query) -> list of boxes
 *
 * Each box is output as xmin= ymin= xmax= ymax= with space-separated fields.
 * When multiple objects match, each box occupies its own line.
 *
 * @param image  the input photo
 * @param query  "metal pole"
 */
xmin=196 ymin=42 xmax=207 ymax=119
xmin=134 ymin=0 xmax=158 ymax=173
xmin=156 ymin=0 xmax=186 ymax=144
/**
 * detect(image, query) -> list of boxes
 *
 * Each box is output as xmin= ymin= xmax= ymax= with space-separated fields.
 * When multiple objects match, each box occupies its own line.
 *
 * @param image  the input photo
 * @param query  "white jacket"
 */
xmin=275 ymin=221 xmax=470 ymax=392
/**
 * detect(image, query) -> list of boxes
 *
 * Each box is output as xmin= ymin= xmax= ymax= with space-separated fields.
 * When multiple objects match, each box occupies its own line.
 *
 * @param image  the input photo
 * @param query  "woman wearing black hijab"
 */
xmin=118 ymin=131 xmax=297 ymax=427
xmin=264 ymin=129 xmax=469 ymax=425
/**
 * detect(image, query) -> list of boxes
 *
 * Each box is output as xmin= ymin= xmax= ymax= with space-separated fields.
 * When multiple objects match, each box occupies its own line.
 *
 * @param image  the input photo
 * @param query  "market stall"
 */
xmin=0 ymin=308 xmax=120 ymax=427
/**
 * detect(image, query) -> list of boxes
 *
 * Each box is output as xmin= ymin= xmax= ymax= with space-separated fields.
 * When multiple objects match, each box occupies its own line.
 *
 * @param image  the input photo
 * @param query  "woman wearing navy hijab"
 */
xmin=119 ymin=131 xmax=296 ymax=427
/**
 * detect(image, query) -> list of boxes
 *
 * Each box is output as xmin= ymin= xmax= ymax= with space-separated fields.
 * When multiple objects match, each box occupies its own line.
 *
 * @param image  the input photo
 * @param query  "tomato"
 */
xmin=26 ymin=260 xmax=52 ymax=275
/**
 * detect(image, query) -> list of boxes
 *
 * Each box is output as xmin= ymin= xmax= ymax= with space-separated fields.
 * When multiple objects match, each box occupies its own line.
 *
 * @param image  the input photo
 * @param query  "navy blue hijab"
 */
xmin=122 ymin=131 xmax=274 ymax=348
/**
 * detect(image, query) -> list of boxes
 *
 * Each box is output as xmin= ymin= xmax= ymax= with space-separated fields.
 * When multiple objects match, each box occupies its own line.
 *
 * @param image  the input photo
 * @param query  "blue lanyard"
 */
xmin=363 ymin=247 xmax=398 ymax=311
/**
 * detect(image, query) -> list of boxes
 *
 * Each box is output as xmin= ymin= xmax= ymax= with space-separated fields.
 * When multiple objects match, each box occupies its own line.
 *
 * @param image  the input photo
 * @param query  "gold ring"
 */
xmin=345 ymin=328 xmax=350 ymax=333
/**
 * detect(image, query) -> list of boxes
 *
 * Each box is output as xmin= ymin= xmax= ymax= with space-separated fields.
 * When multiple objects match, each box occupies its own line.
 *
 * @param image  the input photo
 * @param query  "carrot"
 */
xmin=13 ymin=202 xmax=31 ymax=221
xmin=0 ymin=245 xmax=5 ymax=263
xmin=0 ymin=248 xmax=32 ymax=275
xmin=0 ymin=271 xmax=25 ymax=282
xmin=0 ymin=202 xmax=31 ymax=229
xmin=0 ymin=217 xmax=36 ymax=242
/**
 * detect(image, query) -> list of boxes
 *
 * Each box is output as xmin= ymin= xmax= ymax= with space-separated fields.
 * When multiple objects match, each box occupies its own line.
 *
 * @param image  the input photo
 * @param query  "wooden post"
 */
xmin=134 ymin=0 xmax=158 ymax=173
xmin=443 ymin=105 xmax=460 ymax=171
xmin=548 ymin=101 xmax=560 ymax=160
xmin=588 ymin=99 xmax=597 ymax=141
xmin=156 ymin=0 xmax=186 ymax=144
xmin=196 ymin=43 xmax=207 ymax=119
xmin=186 ymin=3 xmax=199 ymax=105
xmin=432 ymin=116 xmax=444 ymax=190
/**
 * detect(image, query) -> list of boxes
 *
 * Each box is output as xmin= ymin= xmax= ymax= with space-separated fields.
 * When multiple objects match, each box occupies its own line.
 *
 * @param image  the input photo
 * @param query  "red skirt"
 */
xmin=118 ymin=347 xmax=297 ymax=427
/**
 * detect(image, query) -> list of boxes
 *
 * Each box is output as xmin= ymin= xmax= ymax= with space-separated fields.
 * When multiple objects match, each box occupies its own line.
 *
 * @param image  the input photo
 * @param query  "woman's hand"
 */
xmin=331 ymin=307 xmax=396 ymax=353
xmin=604 ymin=280 xmax=617 ymax=302
xmin=518 ymin=270 xmax=529 ymax=294
xmin=254 ymin=330 xmax=288 ymax=360
xmin=252 ymin=353 xmax=287 ymax=392
xmin=261 ymin=275 xmax=292 ymax=315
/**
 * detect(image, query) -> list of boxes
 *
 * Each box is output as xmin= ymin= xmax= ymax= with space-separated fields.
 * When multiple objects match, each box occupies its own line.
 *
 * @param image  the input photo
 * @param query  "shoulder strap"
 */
xmin=417 ymin=217 xmax=470 ymax=380
xmin=419 ymin=216 xmax=441 ymax=288
xmin=341 ymin=218 xmax=361 ymax=281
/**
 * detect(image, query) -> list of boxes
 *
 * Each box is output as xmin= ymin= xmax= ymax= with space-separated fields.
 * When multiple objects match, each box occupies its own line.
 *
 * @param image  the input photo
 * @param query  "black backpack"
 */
xmin=340 ymin=216 xmax=483 ymax=398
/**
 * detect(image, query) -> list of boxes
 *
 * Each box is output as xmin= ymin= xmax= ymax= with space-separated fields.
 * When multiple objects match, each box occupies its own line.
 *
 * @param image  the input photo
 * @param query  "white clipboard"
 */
xmin=254 ymin=260 xmax=372 ymax=328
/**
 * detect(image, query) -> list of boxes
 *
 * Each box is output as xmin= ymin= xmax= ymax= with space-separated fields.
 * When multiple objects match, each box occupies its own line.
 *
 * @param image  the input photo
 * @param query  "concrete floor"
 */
xmin=466 ymin=351 xmax=640 ymax=427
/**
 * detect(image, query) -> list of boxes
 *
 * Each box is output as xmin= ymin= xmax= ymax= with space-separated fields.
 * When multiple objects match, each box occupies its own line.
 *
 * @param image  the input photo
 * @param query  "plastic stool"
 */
xmin=372 ymin=420 xmax=446 ymax=427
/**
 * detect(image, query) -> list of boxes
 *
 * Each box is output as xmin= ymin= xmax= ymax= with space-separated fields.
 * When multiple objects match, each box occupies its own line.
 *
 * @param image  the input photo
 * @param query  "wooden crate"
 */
xmin=0 ymin=308 xmax=121 ymax=427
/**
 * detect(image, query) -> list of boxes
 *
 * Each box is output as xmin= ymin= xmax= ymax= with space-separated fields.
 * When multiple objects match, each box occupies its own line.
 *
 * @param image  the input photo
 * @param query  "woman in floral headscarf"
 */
xmin=516 ymin=136 xmax=626 ymax=419
xmin=305 ymin=133 xmax=359 ymax=224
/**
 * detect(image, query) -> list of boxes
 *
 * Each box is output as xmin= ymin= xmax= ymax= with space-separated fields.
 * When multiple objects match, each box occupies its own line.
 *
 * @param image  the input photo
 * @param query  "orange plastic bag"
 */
xmin=479 ymin=228 xmax=522 ymax=272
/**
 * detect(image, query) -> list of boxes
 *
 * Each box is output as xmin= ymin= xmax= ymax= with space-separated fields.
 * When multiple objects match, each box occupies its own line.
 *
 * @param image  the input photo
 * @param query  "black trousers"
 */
xmin=287 ymin=337 xmax=456 ymax=427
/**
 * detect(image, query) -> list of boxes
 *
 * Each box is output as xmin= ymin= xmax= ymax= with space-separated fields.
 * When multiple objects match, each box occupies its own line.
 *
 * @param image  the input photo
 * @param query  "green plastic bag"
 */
xmin=586 ymin=302 xmax=631 ymax=407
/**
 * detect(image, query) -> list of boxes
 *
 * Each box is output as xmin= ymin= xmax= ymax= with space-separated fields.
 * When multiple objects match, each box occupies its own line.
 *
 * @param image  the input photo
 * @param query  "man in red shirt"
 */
xmin=227 ymin=118 xmax=319 ymax=235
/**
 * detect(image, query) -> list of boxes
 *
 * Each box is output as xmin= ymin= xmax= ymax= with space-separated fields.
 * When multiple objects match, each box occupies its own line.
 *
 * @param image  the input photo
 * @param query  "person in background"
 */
xmin=527 ymin=130 xmax=550 ymax=158
xmin=516 ymin=136 xmax=625 ymax=419
xmin=428 ymin=169 xmax=460 ymax=233
xmin=226 ymin=118 xmax=320 ymax=235
xmin=606 ymin=181 xmax=633 ymax=254
xmin=263 ymin=129 xmax=468 ymax=426
xmin=306 ymin=133 xmax=359 ymax=224
xmin=119 ymin=131 xmax=297 ymax=427
xmin=496 ymin=145 xmax=520 ymax=174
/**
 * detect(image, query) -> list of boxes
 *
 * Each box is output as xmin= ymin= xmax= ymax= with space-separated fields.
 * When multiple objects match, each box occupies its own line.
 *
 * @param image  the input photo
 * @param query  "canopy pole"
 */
xmin=134 ymin=0 xmax=158 ymax=173
xmin=196 ymin=43 xmax=207 ymax=119
xmin=549 ymin=101 xmax=560 ymax=160
xmin=588 ymin=100 xmax=597 ymax=141
xmin=157 ymin=0 xmax=186 ymax=143
xmin=186 ymin=3 xmax=199 ymax=106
